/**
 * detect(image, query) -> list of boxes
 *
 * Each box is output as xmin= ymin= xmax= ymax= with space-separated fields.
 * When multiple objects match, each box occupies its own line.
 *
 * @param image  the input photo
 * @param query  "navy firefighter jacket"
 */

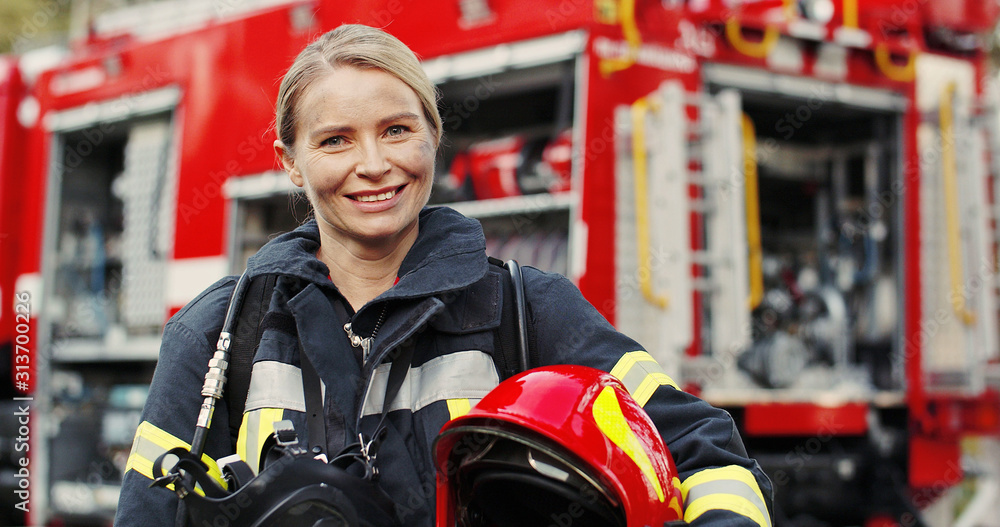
xmin=115 ymin=206 xmax=773 ymax=527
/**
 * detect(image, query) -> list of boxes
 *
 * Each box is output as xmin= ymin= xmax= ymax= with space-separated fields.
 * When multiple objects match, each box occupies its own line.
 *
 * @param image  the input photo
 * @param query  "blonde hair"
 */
xmin=275 ymin=24 xmax=442 ymax=149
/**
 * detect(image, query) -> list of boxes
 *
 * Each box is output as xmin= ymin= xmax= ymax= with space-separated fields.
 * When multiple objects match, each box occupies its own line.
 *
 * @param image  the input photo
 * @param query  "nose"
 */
xmin=355 ymin=139 xmax=391 ymax=180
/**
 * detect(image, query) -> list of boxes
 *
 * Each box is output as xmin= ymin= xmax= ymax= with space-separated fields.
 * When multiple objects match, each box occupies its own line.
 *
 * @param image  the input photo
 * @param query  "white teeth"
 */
xmin=357 ymin=190 xmax=396 ymax=202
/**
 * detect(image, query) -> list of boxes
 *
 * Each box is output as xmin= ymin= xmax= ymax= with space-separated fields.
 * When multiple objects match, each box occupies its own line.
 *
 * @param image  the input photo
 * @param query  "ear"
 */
xmin=275 ymin=140 xmax=303 ymax=187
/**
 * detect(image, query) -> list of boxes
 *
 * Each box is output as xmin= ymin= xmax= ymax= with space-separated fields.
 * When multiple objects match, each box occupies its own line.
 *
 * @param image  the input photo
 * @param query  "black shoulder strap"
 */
xmin=299 ymin=349 xmax=327 ymax=456
xmin=489 ymin=257 xmax=536 ymax=380
xmin=225 ymin=273 xmax=278 ymax=451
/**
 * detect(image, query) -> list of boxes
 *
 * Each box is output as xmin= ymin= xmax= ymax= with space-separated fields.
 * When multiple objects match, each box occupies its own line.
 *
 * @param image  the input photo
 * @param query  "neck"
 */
xmin=316 ymin=225 xmax=417 ymax=311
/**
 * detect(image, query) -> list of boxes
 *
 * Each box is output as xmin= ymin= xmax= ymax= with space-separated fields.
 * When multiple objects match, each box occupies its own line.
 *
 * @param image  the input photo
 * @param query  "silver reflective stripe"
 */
xmin=244 ymin=360 xmax=306 ymax=412
xmin=618 ymin=363 xmax=656 ymax=395
xmin=130 ymin=431 xmax=171 ymax=469
xmin=685 ymin=479 xmax=771 ymax=527
xmin=362 ymin=350 xmax=499 ymax=416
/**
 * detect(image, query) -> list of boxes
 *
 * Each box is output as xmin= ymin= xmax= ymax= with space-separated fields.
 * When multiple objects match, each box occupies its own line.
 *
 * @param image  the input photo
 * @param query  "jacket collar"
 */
xmin=245 ymin=206 xmax=488 ymax=302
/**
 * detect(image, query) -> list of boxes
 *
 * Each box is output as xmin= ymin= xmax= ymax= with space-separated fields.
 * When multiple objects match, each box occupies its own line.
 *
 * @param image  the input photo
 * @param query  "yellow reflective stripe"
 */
xmin=670 ymin=477 xmax=683 ymax=517
xmin=124 ymin=424 xmax=159 ymax=480
xmin=633 ymin=372 xmax=677 ymax=407
xmin=124 ymin=421 xmax=225 ymax=493
xmin=610 ymin=351 xmax=679 ymax=406
xmin=446 ymin=398 xmax=472 ymax=420
xmin=238 ymin=408 xmax=284 ymax=474
xmin=592 ymin=386 xmax=665 ymax=502
xmin=684 ymin=494 xmax=770 ymax=527
xmin=681 ymin=466 xmax=770 ymax=527
xmin=258 ymin=408 xmax=282 ymax=453
xmin=236 ymin=412 xmax=251 ymax=463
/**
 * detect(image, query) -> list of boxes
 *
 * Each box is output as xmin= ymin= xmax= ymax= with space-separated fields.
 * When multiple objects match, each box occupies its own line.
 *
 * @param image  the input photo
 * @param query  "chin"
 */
xmin=354 ymin=219 xmax=416 ymax=243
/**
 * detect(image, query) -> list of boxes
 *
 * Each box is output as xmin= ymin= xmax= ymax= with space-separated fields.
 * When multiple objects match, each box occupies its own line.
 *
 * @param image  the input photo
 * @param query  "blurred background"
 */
xmin=3 ymin=0 xmax=1000 ymax=525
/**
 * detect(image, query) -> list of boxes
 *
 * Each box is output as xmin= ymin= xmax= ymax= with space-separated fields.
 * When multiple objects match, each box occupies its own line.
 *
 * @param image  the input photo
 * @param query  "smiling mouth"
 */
xmin=351 ymin=185 xmax=404 ymax=203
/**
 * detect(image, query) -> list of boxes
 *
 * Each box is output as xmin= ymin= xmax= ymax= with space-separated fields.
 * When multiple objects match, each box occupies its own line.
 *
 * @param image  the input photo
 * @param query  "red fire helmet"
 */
xmin=434 ymin=365 xmax=684 ymax=527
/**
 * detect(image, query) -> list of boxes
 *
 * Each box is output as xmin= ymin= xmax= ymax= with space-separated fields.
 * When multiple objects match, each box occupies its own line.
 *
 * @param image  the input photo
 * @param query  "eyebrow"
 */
xmin=309 ymin=124 xmax=354 ymax=140
xmin=309 ymin=112 xmax=422 ymax=141
xmin=377 ymin=112 xmax=421 ymax=128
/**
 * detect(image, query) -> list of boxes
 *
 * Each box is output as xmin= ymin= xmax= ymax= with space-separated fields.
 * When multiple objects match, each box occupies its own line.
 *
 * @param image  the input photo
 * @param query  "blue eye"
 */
xmin=387 ymin=125 xmax=407 ymax=136
xmin=323 ymin=136 xmax=343 ymax=146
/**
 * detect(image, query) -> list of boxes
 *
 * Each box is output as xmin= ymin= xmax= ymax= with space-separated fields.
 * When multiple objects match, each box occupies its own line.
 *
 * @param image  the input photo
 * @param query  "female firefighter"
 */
xmin=116 ymin=24 xmax=773 ymax=527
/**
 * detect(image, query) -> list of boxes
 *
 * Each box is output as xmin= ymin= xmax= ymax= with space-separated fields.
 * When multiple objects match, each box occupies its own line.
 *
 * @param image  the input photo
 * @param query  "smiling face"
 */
xmin=277 ymin=66 xmax=437 ymax=253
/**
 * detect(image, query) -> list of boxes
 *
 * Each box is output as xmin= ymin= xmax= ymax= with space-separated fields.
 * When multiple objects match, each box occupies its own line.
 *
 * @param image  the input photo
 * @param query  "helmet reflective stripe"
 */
xmin=236 ymin=407 xmax=284 ymax=474
xmin=592 ymin=386 xmax=665 ymax=502
xmin=681 ymin=465 xmax=771 ymax=527
xmin=446 ymin=398 xmax=472 ymax=419
xmin=125 ymin=420 xmax=226 ymax=493
xmin=361 ymin=350 xmax=499 ymax=416
xmin=610 ymin=351 xmax=679 ymax=406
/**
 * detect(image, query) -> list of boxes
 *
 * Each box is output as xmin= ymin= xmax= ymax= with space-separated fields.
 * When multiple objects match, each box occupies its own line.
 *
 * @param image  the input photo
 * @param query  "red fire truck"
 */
xmin=4 ymin=0 xmax=1000 ymax=525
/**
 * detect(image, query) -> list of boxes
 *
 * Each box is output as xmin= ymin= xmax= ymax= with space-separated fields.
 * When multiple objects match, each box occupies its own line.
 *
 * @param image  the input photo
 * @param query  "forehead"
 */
xmin=297 ymin=66 xmax=422 ymax=126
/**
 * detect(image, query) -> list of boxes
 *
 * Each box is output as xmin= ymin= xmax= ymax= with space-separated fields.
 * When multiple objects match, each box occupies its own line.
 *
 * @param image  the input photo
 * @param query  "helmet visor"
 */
xmin=446 ymin=428 xmax=625 ymax=527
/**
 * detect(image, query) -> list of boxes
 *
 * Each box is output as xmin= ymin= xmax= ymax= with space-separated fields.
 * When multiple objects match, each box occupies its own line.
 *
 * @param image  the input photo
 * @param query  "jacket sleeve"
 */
xmin=115 ymin=279 xmax=236 ymax=527
xmin=524 ymin=268 xmax=773 ymax=527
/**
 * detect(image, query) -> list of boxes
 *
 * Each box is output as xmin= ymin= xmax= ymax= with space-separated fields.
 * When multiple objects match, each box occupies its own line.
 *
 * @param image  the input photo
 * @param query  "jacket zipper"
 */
xmin=353 ymin=300 xmax=445 ymax=435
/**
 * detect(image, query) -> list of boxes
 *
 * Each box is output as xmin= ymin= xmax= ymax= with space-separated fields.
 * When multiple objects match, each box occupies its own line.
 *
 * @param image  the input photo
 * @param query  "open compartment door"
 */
xmin=700 ymin=88 xmax=754 ymax=369
xmin=916 ymin=54 xmax=997 ymax=394
xmin=614 ymin=81 xmax=696 ymax=379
